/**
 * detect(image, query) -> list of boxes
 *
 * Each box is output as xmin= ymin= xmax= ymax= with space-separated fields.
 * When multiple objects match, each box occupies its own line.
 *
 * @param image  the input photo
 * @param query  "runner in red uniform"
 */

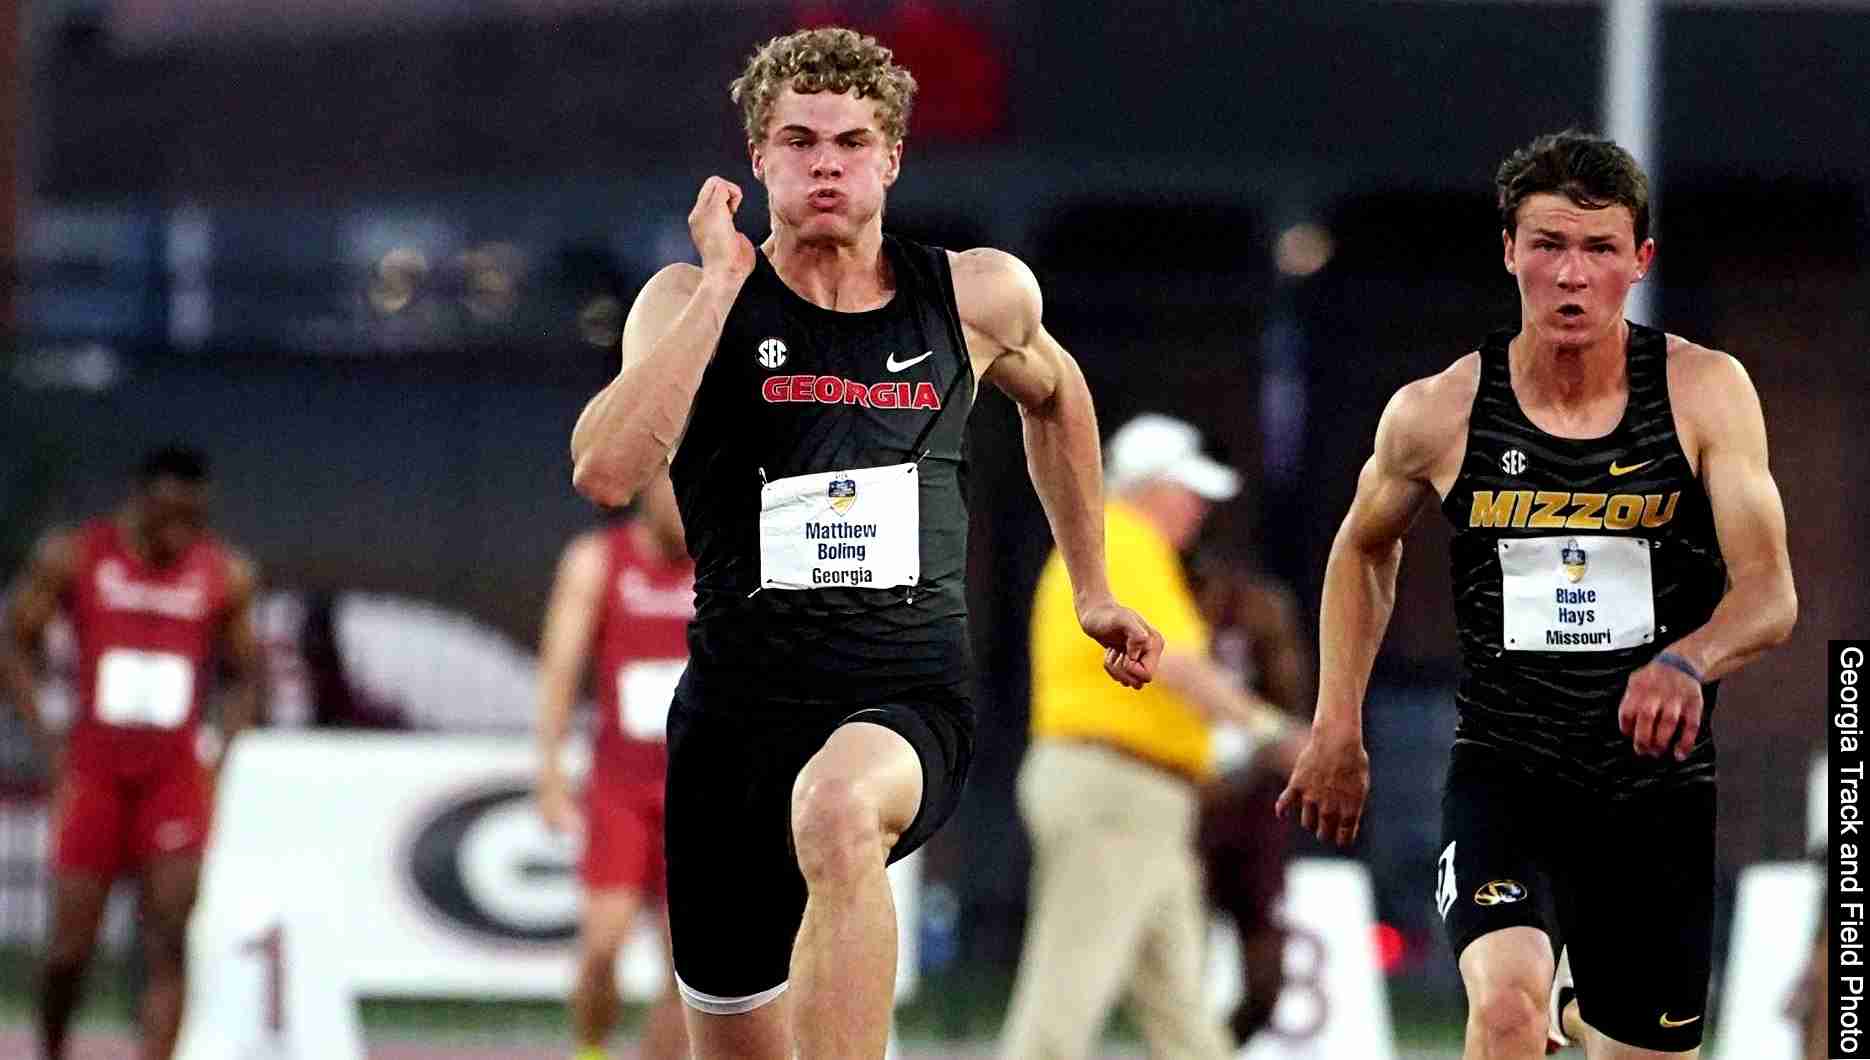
xmin=1 ymin=446 xmax=264 ymax=1060
xmin=536 ymin=468 xmax=692 ymax=1060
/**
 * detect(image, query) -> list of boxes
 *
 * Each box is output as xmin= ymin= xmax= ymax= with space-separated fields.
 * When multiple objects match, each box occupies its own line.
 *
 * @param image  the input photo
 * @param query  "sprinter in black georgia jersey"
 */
xmin=568 ymin=25 xmax=1164 ymax=1060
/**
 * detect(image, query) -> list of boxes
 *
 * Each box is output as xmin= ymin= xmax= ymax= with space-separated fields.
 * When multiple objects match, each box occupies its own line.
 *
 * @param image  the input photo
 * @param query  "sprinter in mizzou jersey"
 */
xmin=1 ymin=447 xmax=264 ymax=1060
xmin=1278 ymin=132 xmax=1795 ymax=1059
xmin=565 ymin=26 xmax=1163 ymax=1060
xmin=1446 ymin=322 xmax=1727 ymax=795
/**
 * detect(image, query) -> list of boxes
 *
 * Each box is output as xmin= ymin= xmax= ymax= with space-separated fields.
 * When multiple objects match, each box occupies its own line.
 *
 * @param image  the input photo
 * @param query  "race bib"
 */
xmin=96 ymin=647 xmax=193 ymax=728
xmin=759 ymin=463 xmax=920 ymax=591
xmin=617 ymin=659 xmax=684 ymax=741
xmin=1499 ymin=535 xmax=1656 ymax=652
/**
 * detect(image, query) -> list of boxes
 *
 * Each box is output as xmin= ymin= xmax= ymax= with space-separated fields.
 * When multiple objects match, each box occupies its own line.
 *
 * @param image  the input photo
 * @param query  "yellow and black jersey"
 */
xmin=1440 ymin=323 xmax=1726 ymax=795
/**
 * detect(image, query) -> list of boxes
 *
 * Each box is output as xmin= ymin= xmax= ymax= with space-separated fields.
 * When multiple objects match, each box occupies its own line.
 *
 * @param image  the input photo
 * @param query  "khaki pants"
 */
xmin=1002 ymin=742 xmax=1232 ymax=1060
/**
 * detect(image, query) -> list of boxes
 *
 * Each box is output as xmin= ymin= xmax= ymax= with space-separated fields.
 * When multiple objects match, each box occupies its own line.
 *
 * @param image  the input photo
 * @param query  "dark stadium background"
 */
xmin=1 ymin=1 xmax=1862 ymax=1053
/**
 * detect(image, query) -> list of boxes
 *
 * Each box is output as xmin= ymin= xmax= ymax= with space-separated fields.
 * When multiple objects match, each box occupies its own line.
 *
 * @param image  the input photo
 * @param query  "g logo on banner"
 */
xmin=405 ymin=784 xmax=578 ymax=943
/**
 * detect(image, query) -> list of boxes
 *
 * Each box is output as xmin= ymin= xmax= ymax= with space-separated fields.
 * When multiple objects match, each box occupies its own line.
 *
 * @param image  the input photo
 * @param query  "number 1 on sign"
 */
xmin=239 ymin=921 xmax=285 ymax=1034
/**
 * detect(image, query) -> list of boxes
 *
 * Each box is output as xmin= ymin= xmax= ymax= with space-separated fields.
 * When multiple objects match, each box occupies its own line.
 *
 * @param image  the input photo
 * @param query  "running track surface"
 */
xmin=0 ymin=1032 xmax=1464 ymax=1059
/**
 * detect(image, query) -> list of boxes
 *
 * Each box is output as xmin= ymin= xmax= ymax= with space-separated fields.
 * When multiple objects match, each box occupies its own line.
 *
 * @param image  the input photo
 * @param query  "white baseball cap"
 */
xmin=1104 ymin=413 xmax=1241 ymax=501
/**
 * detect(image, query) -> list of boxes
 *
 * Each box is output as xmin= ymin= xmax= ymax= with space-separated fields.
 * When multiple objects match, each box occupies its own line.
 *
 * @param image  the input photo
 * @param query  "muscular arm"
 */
xmin=0 ymin=531 xmax=77 ymax=763
xmin=571 ymin=177 xmax=757 ymax=507
xmin=1311 ymin=385 xmax=1446 ymax=739
xmin=957 ymin=248 xmax=1160 ymax=685
xmin=216 ymin=554 xmax=266 ymax=752
xmin=963 ymin=251 xmax=1110 ymax=612
xmin=1620 ymin=348 xmax=1798 ymax=760
xmin=1279 ymin=365 xmax=1465 ymax=843
xmin=1668 ymin=351 xmax=1797 ymax=679
xmin=570 ymin=265 xmax=734 ymax=506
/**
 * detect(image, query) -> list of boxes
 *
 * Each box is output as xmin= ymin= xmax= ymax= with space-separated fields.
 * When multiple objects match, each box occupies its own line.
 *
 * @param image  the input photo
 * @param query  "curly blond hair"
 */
xmin=730 ymin=27 xmax=918 ymax=145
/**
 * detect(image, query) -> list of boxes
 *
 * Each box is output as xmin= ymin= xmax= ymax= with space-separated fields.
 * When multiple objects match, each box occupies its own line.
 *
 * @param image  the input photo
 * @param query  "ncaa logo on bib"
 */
xmin=1473 ymin=879 xmax=1527 ymax=906
xmin=827 ymin=476 xmax=858 ymax=516
xmin=757 ymin=338 xmax=788 ymax=370
xmin=1500 ymin=449 xmax=1528 ymax=475
xmin=1561 ymin=538 xmax=1588 ymax=583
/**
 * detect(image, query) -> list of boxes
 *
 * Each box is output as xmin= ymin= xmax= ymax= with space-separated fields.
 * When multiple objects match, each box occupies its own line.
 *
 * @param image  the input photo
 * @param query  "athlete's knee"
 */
xmin=790 ymin=775 xmax=883 ymax=882
xmin=580 ymin=908 xmax=638 ymax=963
xmin=142 ymin=922 xmax=187 ymax=975
xmin=577 ymin=939 xmax=619 ymax=982
xmin=1470 ymin=980 xmax=1546 ymax=1045
xmin=42 ymin=939 xmax=91 ymax=977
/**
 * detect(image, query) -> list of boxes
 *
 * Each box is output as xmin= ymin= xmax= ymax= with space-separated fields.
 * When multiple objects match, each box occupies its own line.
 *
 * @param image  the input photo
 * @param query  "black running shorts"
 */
xmin=1437 ymin=750 xmax=1716 ymax=1052
xmin=663 ymin=682 xmax=973 ymax=1013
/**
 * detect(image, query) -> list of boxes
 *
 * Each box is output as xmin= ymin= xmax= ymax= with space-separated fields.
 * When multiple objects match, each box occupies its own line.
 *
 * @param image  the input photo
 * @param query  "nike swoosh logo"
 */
xmin=1658 ymin=1013 xmax=1701 ymax=1028
xmin=885 ymin=350 xmax=935 ymax=373
xmin=1608 ymin=459 xmax=1654 ymax=477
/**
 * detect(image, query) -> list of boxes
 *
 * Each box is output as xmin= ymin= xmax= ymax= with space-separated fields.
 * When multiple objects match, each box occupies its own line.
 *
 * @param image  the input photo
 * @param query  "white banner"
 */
xmin=181 ymin=731 xmax=921 ymax=1056
xmin=1205 ymin=859 xmax=1395 ymax=1060
xmin=1717 ymin=861 xmax=1821 ymax=1060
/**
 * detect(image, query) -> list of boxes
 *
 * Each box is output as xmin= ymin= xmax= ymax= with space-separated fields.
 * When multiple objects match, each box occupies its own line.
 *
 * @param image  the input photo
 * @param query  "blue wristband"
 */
xmin=1653 ymin=650 xmax=1705 ymax=685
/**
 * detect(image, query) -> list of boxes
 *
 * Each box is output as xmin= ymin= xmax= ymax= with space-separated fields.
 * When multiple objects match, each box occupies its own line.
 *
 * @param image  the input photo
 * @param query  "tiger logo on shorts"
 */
xmin=1474 ymin=879 xmax=1528 ymax=906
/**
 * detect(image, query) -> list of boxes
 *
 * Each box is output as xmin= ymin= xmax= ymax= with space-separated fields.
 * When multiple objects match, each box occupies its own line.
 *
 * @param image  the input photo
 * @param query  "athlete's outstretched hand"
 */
xmin=1275 ymin=728 xmax=1370 ymax=847
xmin=535 ymin=768 xmax=583 ymax=838
xmin=1078 ymin=599 xmax=1163 ymax=689
xmin=688 ymin=176 xmax=757 ymax=282
xmin=1618 ymin=658 xmax=1705 ymax=761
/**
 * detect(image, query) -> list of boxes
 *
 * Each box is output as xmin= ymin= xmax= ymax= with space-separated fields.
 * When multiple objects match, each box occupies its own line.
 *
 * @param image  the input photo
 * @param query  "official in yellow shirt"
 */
xmin=1003 ymin=413 xmax=1296 ymax=1060
xmin=1030 ymin=496 xmax=1215 ymax=779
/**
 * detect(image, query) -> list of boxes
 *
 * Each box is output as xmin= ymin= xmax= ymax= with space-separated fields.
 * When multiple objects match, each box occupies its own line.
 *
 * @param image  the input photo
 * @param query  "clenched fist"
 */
xmin=688 ymin=176 xmax=757 ymax=282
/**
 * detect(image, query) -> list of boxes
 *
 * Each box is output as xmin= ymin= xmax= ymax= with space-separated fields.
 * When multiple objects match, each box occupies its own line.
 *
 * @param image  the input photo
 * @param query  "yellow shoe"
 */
xmin=573 ymin=1047 xmax=608 ymax=1060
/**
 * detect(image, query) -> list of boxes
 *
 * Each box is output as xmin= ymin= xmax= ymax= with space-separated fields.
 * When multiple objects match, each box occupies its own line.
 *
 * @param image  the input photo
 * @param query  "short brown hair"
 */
xmin=730 ymin=27 xmax=918 ymax=145
xmin=1496 ymin=130 xmax=1651 ymax=244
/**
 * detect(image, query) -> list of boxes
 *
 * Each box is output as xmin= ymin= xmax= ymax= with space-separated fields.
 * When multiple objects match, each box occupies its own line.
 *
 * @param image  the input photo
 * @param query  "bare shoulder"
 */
xmin=626 ymin=263 xmax=705 ymax=323
xmin=555 ymin=529 xmax=611 ymax=584
xmin=6 ymin=529 xmax=78 ymax=628
xmin=620 ymin=263 xmax=706 ymax=359
xmin=28 ymin=528 xmax=81 ymax=583
xmin=1665 ymin=334 xmax=1757 ymax=406
xmin=947 ymin=247 xmax=1041 ymax=342
xmin=642 ymin=262 xmax=704 ymax=300
xmin=1376 ymin=353 xmax=1480 ymax=476
xmin=563 ymin=528 xmax=609 ymax=566
xmin=947 ymin=246 xmax=1037 ymax=292
xmin=1664 ymin=334 xmax=1768 ymax=466
xmin=222 ymin=546 xmax=261 ymax=600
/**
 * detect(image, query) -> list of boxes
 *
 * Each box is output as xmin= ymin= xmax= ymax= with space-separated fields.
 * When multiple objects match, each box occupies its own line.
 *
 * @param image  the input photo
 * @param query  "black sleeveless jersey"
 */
xmin=670 ymin=235 xmax=974 ymax=707
xmin=1440 ymin=324 xmax=1726 ymax=794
